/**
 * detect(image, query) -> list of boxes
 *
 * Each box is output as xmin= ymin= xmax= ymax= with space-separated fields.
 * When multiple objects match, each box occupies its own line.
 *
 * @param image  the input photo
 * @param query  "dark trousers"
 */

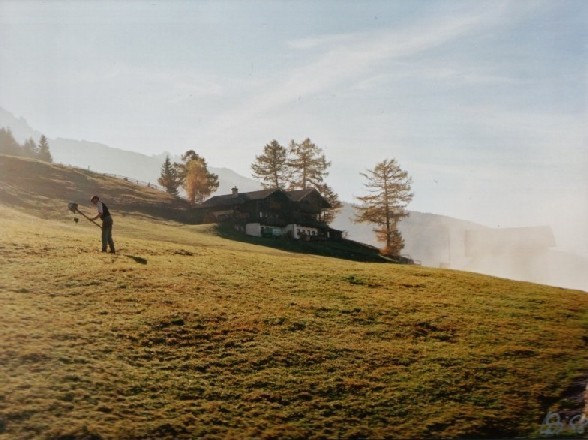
xmin=102 ymin=216 xmax=115 ymax=252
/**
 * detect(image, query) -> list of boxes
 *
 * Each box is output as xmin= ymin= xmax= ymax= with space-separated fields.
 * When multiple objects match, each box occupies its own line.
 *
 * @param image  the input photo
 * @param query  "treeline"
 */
xmin=0 ymin=127 xmax=53 ymax=163
xmin=158 ymin=138 xmax=413 ymax=257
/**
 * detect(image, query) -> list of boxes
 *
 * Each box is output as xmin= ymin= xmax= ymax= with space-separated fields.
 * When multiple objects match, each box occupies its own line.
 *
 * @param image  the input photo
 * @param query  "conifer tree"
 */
xmin=251 ymin=140 xmax=290 ymax=189
xmin=354 ymin=159 xmax=413 ymax=257
xmin=315 ymin=182 xmax=343 ymax=224
xmin=288 ymin=138 xmax=341 ymax=224
xmin=288 ymin=138 xmax=330 ymax=190
xmin=23 ymin=138 xmax=38 ymax=158
xmin=37 ymin=135 xmax=53 ymax=163
xmin=0 ymin=128 xmax=21 ymax=156
xmin=158 ymin=155 xmax=180 ymax=197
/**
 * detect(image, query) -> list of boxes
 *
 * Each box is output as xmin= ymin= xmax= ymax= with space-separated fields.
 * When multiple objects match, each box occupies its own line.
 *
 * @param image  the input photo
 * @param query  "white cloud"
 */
xmin=203 ymin=8 xmax=503 ymax=140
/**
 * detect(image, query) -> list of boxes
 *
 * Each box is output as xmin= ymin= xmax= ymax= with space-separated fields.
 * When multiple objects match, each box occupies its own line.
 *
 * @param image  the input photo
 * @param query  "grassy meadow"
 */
xmin=1 ymin=156 xmax=587 ymax=439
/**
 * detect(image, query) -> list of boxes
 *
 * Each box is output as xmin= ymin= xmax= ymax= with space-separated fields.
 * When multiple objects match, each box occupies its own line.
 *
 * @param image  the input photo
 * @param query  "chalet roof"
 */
xmin=287 ymin=188 xmax=317 ymax=202
xmin=288 ymin=188 xmax=331 ymax=208
xmin=197 ymin=187 xmax=331 ymax=209
xmin=197 ymin=188 xmax=278 ymax=209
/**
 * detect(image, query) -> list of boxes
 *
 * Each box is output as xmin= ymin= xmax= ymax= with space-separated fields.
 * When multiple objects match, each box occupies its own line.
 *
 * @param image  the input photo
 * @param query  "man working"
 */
xmin=90 ymin=195 xmax=115 ymax=254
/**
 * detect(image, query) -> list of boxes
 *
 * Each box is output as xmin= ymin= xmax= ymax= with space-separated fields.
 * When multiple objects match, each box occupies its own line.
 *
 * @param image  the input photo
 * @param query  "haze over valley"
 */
xmin=1 ymin=1 xmax=586 ymax=290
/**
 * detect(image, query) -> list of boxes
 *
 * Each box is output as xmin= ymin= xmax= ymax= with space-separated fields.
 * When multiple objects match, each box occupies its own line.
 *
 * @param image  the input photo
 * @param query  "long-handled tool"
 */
xmin=68 ymin=201 xmax=102 ymax=229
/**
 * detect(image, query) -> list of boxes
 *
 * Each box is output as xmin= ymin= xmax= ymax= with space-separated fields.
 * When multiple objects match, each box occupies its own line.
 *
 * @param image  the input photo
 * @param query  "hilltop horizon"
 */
xmin=1 ymin=152 xmax=587 ymax=291
xmin=2 ymin=106 xmax=588 ymax=291
xmin=0 ymin=105 xmax=578 ymax=228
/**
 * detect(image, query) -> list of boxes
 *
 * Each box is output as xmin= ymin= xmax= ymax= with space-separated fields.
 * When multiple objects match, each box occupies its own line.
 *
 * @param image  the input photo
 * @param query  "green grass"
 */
xmin=1 ymin=205 xmax=586 ymax=440
xmin=1 ymin=155 xmax=587 ymax=439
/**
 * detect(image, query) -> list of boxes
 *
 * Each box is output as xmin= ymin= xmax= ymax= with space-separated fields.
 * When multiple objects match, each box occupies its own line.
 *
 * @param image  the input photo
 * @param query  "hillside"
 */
xmin=0 ymin=155 xmax=387 ymax=263
xmin=4 ymin=107 xmax=586 ymax=290
xmin=1 ymin=154 xmax=587 ymax=439
xmin=0 ymin=154 xmax=192 ymax=223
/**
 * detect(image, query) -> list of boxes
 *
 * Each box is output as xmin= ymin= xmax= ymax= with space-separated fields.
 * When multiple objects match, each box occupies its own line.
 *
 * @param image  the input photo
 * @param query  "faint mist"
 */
xmin=334 ymin=206 xmax=588 ymax=292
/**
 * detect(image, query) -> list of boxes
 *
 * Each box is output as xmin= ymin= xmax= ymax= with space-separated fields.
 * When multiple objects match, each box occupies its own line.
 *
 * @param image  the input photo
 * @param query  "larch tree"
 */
xmin=288 ymin=138 xmax=341 ymax=224
xmin=175 ymin=150 xmax=219 ymax=204
xmin=37 ymin=135 xmax=53 ymax=163
xmin=288 ymin=138 xmax=330 ymax=190
xmin=251 ymin=140 xmax=290 ymax=189
xmin=158 ymin=155 xmax=180 ymax=197
xmin=354 ymin=158 xmax=413 ymax=257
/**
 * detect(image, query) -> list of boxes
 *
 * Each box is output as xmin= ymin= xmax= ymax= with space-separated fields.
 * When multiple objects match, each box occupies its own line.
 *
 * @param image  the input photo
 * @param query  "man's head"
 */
xmin=91 ymin=195 xmax=100 ymax=204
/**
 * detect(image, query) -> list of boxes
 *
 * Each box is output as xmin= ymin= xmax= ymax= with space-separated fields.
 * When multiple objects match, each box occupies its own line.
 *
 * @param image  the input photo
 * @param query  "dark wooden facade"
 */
xmin=195 ymin=188 xmax=342 ymax=239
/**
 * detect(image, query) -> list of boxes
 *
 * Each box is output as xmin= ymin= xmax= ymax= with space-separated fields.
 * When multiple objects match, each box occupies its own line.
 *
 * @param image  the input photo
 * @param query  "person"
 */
xmin=90 ymin=195 xmax=115 ymax=253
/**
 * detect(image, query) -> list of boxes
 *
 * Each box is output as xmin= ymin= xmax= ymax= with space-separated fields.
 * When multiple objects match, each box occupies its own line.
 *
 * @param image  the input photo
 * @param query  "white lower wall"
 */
xmin=246 ymin=223 xmax=319 ymax=239
xmin=245 ymin=223 xmax=262 ymax=237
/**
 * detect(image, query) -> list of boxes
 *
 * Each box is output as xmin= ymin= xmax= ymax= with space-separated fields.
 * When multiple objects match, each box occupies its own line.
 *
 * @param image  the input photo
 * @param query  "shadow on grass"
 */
xmin=215 ymin=225 xmax=402 ymax=264
xmin=125 ymin=255 xmax=148 ymax=265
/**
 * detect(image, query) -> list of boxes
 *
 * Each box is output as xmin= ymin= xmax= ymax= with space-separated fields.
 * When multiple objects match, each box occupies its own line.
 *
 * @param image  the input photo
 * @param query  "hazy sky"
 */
xmin=1 ymin=0 xmax=586 ymax=251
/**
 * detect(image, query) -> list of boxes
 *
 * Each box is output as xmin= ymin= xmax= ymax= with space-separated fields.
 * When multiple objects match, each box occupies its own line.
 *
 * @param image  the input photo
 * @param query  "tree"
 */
xmin=251 ymin=140 xmax=290 ymax=189
xmin=175 ymin=150 xmax=219 ymax=204
xmin=315 ymin=182 xmax=343 ymax=224
xmin=158 ymin=155 xmax=180 ymax=197
xmin=354 ymin=159 xmax=413 ymax=257
xmin=288 ymin=138 xmax=341 ymax=224
xmin=288 ymin=138 xmax=330 ymax=190
xmin=23 ymin=138 xmax=38 ymax=158
xmin=37 ymin=135 xmax=53 ymax=163
xmin=0 ymin=128 xmax=21 ymax=156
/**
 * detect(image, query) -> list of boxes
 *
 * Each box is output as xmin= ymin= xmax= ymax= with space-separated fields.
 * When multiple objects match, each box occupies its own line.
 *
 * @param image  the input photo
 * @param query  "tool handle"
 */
xmin=77 ymin=209 xmax=103 ymax=229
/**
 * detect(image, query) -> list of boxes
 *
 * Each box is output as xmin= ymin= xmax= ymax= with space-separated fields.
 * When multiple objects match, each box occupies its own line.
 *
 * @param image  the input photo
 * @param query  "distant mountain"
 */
xmin=0 ymin=107 xmax=42 ymax=141
xmin=0 ymin=106 xmax=262 ymax=195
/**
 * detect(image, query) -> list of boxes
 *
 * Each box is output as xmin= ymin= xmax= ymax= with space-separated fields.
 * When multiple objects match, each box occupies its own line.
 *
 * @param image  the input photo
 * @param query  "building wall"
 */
xmin=295 ymin=226 xmax=319 ymax=239
xmin=245 ymin=223 xmax=262 ymax=237
xmin=246 ymin=223 xmax=321 ymax=240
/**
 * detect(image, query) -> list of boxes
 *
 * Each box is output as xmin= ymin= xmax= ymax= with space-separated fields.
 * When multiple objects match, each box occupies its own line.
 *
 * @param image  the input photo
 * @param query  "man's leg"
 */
xmin=108 ymin=222 xmax=115 ymax=253
xmin=101 ymin=224 xmax=109 ymax=252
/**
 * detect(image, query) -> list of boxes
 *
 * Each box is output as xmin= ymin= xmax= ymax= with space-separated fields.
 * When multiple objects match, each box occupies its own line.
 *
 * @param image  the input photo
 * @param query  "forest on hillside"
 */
xmin=0 ymin=127 xmax=52 ymax=163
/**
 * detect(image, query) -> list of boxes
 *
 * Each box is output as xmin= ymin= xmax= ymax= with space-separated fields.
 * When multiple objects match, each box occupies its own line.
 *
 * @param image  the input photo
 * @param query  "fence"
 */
xmin=103 ymin=172 xmax=165 ymax=192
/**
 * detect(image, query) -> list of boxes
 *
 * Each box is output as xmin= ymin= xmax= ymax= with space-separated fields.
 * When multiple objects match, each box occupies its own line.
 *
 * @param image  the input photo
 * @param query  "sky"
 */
xmin=0 ymin=0 xmax=587 ymax=253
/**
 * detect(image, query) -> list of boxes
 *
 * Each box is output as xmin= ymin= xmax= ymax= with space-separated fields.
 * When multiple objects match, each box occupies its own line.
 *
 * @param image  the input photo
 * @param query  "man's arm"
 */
xmin=91 ymin=202 xmax=103 ymax=221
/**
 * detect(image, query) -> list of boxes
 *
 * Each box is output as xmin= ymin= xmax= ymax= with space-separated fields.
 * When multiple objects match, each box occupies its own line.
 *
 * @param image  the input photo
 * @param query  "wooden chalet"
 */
xmin=194 ymin=187 xmax=343 ymax=240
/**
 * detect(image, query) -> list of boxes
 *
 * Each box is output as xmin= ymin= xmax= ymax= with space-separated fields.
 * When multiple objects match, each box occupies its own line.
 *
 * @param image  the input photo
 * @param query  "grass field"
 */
xmin=1 ymin=156 xmax=587 ymax=439
xmin=1 ymin=204 xmax=587 ymax=440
